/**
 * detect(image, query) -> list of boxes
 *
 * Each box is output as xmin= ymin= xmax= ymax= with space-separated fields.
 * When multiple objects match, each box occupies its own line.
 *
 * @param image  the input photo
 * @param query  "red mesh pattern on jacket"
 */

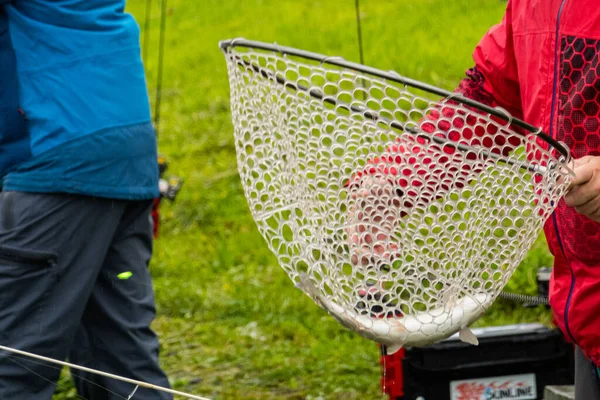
xmin=556 ymin=36 xmax=600 ymax=261
xmin=457 ymin=67 xmax=497 ymax=106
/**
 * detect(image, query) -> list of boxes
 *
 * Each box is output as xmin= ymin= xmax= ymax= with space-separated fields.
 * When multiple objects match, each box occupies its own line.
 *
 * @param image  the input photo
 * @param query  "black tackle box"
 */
xmin=387 ymin=323 xmax=574 ymax=400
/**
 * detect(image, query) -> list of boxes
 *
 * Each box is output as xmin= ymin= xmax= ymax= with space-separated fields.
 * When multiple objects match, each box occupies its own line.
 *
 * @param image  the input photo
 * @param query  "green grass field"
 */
xmin=53 ymin=1 xmax=556 ymax=399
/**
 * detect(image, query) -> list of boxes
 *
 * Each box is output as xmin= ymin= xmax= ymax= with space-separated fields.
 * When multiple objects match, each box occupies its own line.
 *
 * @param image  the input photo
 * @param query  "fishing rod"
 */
xmin=143 ymin=0 xmax=168 ymax=136
xmin=143 ymin=0 xmax=152 ymax=66
xmin=143 ymin=0 xmax=183 ymax=201
xmin=154 ymin=0 xmax=168 ymax=136
xmin=0 ymin=344 xmax=210 ymax=400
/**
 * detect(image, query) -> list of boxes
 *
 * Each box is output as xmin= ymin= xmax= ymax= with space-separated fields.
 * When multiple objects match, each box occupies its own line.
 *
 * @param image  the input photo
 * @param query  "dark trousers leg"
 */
xmin=0 ymin=192 xmax=170 ymax=399
xmin=69 ymin=201 xmax=171 ymax=399
xmin=575 ymin=345 xmax=600 ymax=399
xmin=0 ymin=192 xmax=124 ymax=399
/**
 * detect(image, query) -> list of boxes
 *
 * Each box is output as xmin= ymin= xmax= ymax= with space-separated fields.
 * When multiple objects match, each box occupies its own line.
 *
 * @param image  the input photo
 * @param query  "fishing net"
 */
xmin=220 ymin=39 xmax=573 ymax=351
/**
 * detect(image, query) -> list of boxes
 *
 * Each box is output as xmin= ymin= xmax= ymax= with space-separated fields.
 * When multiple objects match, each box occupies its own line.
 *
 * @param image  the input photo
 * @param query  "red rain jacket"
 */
xmin=471 ymin=0 xmax=600 ymax=365
xmin=353 ymin=0 xmax=600 ymax=364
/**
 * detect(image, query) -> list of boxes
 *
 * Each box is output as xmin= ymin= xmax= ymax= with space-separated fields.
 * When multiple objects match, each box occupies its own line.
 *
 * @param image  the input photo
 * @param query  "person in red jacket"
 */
xmin=460 ymin=2 xmax=600 ymax=396
xmin=350 ymin=0 xmax=600 ymax=396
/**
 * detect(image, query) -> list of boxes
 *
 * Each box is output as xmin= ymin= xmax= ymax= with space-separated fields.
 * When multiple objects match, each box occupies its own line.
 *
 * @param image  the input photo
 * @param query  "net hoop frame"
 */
xmin=220 ymin=38 xmax=570 ymax=161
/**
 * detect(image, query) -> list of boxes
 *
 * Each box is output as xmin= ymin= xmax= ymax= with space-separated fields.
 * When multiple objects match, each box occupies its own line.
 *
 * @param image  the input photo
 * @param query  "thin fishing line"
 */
xmin=6 ymin=356 xmax=90 ymax=400
xmin=354 ymin=0 xmax=365 ymax=65
xmin=5 ymin=353 xmax=128 ymax=400
xmin=0 ymin=345 xmax=210 ymax=400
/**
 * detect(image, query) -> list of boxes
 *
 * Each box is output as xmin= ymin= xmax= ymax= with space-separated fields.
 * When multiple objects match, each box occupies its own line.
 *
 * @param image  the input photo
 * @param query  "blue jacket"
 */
xmin=0 ymin=0 xmax=158 ymax=200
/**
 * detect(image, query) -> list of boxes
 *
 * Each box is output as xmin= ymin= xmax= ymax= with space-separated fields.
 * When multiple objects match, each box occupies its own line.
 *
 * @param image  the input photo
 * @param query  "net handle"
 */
xmin=219 ymin=38 xmax=570 ymax=160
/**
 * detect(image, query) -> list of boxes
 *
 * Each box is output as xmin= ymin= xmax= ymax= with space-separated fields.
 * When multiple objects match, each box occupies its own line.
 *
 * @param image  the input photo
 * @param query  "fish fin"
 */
xmin=298 ymin=274 xmax=322 ymax=301
xmin=385 ymin=344 xmax=403 ymax=355
xmin=442 ymin=286 xmax=458 ymax=312
xmin=459 ymin=327 xmax=479 ymax=346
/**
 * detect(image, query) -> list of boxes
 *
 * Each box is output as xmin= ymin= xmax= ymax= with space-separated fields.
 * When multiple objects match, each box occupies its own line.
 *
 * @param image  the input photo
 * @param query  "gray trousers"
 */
xmin=0 ymin=192 xmax=171 ymax=399
xmin=576 ymin=345 xmax=600 ymax=399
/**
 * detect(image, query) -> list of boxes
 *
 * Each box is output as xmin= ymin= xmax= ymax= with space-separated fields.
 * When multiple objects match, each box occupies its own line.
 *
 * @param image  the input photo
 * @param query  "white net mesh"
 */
xmin=222 ymin=41 xmax=573 ymax=350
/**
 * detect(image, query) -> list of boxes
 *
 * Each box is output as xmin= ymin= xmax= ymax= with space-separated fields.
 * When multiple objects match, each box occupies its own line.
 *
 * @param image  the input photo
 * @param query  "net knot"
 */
xmin=273 ymin=41 xmax=286 ymax=57
xmin=229 ymin=37 xmax=247 ymax=50
xmin=320 ymin=56 xmax=345 ymax=67
xmin=442 ymin=91 xmax=461 ymax=106
xmin=387 ymin=70 xmax=407 ymax=89
xmin=493 ymin=106 xmax=514 ymax=128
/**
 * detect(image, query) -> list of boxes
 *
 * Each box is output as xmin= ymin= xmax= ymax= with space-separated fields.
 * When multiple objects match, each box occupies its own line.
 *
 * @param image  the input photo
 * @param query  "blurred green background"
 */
xmin=52 ymin=1 xmax=555 ymax=399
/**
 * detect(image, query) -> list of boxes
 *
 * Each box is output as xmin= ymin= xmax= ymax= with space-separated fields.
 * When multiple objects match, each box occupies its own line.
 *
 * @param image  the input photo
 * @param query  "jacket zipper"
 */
xmin=548 ymin=0 xmax=577 ymax=345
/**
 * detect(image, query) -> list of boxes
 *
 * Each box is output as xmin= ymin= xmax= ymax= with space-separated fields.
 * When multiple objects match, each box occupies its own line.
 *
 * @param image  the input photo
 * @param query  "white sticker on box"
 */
xmin=450 ymin=373 xmax=536 ymax=400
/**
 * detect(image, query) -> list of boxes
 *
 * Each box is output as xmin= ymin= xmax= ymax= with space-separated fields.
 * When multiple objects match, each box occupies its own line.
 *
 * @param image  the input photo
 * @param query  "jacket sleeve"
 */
xmin=346 ymin=3 xmax=527 ymax=247
xmin=0 ymin=7 xmax=31 ymax=177
xmin=348 ymin=2 xmax=525 ymax=188
xmin=468 ymin=0 xmax=523 ymax=119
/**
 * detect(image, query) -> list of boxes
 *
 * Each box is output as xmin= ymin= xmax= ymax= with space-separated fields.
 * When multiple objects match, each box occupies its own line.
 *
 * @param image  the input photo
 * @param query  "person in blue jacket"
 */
xmin=0 ymin=1 xmax=171 ymax=398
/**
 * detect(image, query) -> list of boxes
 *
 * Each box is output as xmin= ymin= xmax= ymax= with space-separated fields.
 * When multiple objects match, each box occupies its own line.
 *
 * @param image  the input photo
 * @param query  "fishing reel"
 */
xmin=158 ymin=155 xmax=183 ymax=201
xmin=152 ymin=155 xmax=182 ymax=239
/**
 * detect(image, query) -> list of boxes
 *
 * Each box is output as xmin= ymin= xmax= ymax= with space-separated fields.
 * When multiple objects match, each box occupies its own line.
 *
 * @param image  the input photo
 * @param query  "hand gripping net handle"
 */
xmin=220 ymin=38 xmax=574 ymax=349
